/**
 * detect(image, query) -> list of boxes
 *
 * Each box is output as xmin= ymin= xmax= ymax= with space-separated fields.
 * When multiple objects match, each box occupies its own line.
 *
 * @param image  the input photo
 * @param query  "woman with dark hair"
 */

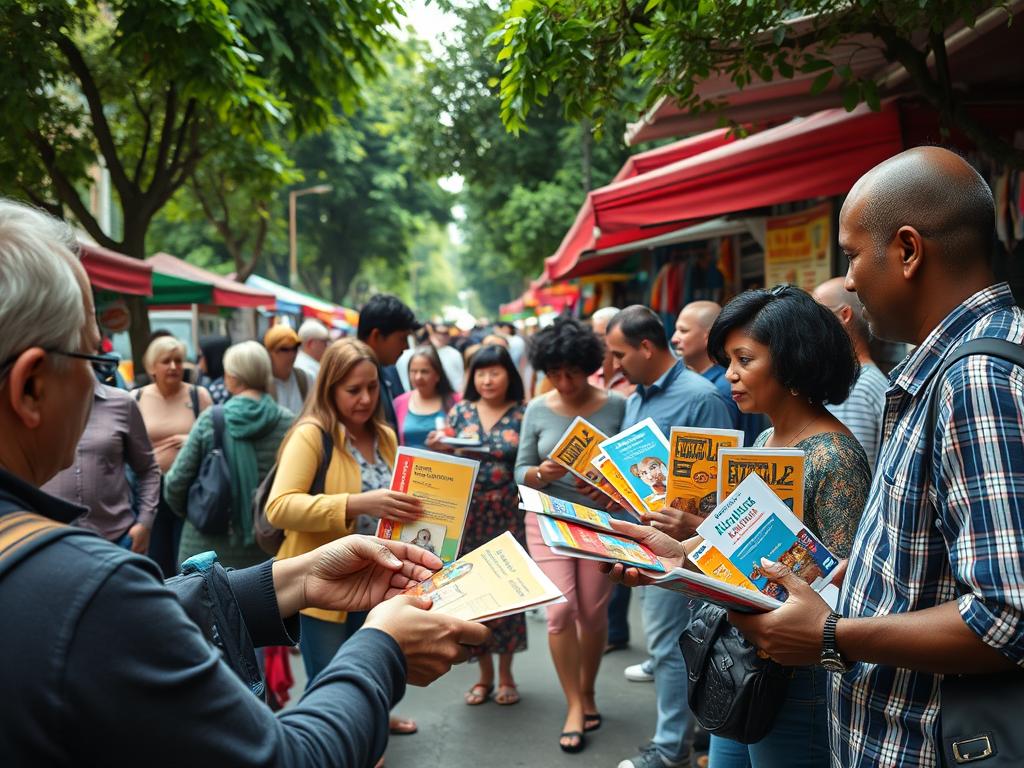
xmin=515 ymin=317 xmax=626 ymax=753
xmin=428 ymin=344 xmax=527 ymax=708
xmin=198 ymin=334 xmax=232 ymax=405
xmin=394 ymin=344 xmax=460 ymax=448
xmin=702 ymin=284 xmax=872 ymax=767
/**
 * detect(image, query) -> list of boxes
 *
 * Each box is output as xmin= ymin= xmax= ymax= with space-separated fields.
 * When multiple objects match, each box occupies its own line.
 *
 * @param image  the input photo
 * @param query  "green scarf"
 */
xmin=222 ymin=394 xmax=283 ymax=544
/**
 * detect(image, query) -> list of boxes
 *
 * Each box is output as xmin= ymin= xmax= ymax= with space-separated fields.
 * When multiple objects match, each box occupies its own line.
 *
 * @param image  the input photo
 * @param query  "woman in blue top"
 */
xmin=393 ymin=344 xmax=460 ymax=448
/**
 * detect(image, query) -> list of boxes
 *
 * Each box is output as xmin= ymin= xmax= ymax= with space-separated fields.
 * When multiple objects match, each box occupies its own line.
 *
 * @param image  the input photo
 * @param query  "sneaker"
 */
xmin=617 ymin=743 xmax=689 ymax=768
xmin=624 ymin=659 xmax=655 ymax=682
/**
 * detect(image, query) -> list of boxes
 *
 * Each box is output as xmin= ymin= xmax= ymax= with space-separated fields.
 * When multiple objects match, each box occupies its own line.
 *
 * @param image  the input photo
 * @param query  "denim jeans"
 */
xmin=643 ymin=586 xmax=696 ymax=765
xmin=607 ymin=583 xmax=632 ymax=645
xmin=706 ymin=666 xmax=829 ymax=768
xmin=299 ymin=614 xmax=349 ymax=686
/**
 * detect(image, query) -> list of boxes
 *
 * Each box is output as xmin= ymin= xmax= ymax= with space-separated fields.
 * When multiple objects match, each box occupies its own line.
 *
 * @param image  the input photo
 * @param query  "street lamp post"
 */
xmin=289 ymin=183 xmax=333 ymax=288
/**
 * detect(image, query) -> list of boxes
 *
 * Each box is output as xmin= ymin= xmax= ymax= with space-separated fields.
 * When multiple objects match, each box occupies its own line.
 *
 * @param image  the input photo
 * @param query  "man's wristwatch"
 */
xmin=820 ymin=611 xmax=848 ymax=673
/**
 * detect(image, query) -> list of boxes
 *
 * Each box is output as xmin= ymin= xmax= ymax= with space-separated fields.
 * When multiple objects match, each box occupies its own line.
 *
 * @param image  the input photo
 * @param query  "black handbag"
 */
xmin=186 ymin=405 xmax=233 ymax=535
xmin=679 ymin=602 xmax=792 ymax=744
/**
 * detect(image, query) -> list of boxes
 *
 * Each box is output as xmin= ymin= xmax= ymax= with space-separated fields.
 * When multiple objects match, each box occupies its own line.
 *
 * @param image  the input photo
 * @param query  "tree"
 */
xmin=0 ymin=0 xmax=402 ymax=365
xmin=492 ymin=0 xmax=1023 ymax=168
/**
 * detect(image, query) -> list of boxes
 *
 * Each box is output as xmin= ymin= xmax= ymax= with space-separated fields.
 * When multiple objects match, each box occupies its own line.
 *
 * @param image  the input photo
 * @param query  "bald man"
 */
xmin=812 ymin=278 xmax=888 ymax=470
xmin=671 ymin=301 xmax=767 ymax=445
xmin=728 ymin=147 xmax=1024 ymax=768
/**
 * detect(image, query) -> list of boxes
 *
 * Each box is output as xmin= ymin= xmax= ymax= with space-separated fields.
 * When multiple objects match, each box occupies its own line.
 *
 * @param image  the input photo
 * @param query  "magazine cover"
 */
xmin=403 ymin=531 xmax=565 ymax=622
xmin=598 ymin=418 xmax=671 ymax=515
xmin=547 ymin=416 xmax=624 ymax=505
xmin=666 ymin=427 xmax=744 ymax=519
xmin=592 ymin=454 xmax=645 ymax=518
xmin=518 ymin=485 xmax=618 ymax=534
xmin=717 ymin=447 xmax=806 ymax=520
xmin=697 ymin=472 xmax=839 ymax=602
xmin=538 ymin=515 xmax=666 ymax=572
xmin=376 ymin=447 xmax=479 ymax=565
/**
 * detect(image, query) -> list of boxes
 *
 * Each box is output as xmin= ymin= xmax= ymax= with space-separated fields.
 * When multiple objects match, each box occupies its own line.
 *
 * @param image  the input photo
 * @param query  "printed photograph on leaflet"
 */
xmin=697 ymin=472 xmax=839 ymax=602
xmin=666 ymin=427 xmax=744 ymax=519
xmin=598 ymin=418 xmax=671 ymax=515
xmin=592 ymin=454 xmax=645 ymax=518
xmin=547 ymin=416 xmax=625 ymax=505
xmin=376 ymin=447 xmax=479 ymax=565
xmin=518 ymin=485 xmax=618 ymax=534
xmin=717 ymin=447 xmax=805 ymax=519
xmin=403 ymin=531 xmax=564 ymax=622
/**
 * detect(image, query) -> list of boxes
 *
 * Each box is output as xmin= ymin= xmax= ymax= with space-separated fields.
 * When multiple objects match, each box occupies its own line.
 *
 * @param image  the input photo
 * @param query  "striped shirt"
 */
xmin=827 ymin=363 xmax=888 ymax=472
xmin=830 ymin=283 xmax=1024 ymax=767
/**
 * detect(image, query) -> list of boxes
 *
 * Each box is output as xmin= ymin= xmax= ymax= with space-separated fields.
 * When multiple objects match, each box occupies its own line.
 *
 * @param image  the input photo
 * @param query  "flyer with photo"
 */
xmin=547 ymin=416 xmax=624 ymax=505
xmin=518 ymin=485 xmax=617 ymax=534
xmin=376 ymin=447 xmax=479 ymax=565
xmin=403 ymin=531 xmax=565 ymax=622
xmin=666 ymin=427 xmax=744 ymax=519
xmin=537 ymin=514 xmax=666 ymax=572
xmin=717 ymin=448 xmax=806 ymax=520
xmin=592 ymin=454 xmax=645 ymax=518
xmin=697 ymin=472 xmax=839 ymax=602
xmin=598 ymin=418 xmax=671 ymax=515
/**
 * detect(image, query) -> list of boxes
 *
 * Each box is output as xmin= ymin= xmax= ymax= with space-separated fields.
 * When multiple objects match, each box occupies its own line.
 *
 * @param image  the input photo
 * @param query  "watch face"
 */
xmin=821 ymin=653 xmax=848 ymax=674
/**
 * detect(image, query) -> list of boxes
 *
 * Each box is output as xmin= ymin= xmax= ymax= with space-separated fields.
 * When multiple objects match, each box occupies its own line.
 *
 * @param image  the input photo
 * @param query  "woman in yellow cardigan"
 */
xmin=266 ymin=339 xmax=422 ymax=691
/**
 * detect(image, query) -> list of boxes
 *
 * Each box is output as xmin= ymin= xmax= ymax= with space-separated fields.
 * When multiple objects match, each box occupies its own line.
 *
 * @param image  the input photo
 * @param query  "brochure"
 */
xmin=547 ymin=416 xmax=624 ymax=505
xmin=518 ymin=485 xmax=617 ymax=534
xmin=403 ymin=531 xmax=565 ymax=622
xmin=598 ymin=418 xmax=671 ymax=515
xmin=376 ymin=447 xmax=480 ymax=565
xmin=717 ymin=448 xmax=805 ymax=520
xmin=538 ymin=514 xmax=666 ymax=571
xmin=592 ymin=454 xmax=645 ymax=518
xmin=697 ymin=472 xmax=840 ymax=602
xmin=666 ymin=427 xmax=744 ymax=519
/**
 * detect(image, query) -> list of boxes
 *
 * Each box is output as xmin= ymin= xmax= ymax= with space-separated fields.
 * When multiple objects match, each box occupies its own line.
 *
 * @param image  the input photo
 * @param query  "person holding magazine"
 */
xmin=694 ymin=285 xmax=872 ymax=767
xmin=393 ymin=344 xmax=460 ymax=449
xmin=515 ymin=317 xmax=627 ymax=753
xmin=427 ymin=344 xmax=528 ymax=708
xmin=265 ymin=338 xmax=423 ymax=737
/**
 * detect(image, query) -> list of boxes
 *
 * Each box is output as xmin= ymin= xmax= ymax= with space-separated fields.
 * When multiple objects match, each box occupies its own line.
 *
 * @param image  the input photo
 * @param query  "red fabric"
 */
xmin=79 ymin=243 xmax=153 ymax=296
xmin=611 ymin=127 xmax=735 ymax=182
xmin=263 ymin=646 xmax=294 ymax=710
xmin=147 ymin=252 xmax=275 ymax=309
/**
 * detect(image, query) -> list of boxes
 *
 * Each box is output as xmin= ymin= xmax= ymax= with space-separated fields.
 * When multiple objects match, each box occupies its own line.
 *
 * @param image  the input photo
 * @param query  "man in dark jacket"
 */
xmin=0 ymin=199 xmax=489 ymax=767
xmin=357 ymin=294 xmax=420 ymax=429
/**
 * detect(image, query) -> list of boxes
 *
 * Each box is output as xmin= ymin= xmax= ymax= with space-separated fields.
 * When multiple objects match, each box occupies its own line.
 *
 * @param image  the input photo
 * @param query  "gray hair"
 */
xmin=143 ymin=336 xmax=187 ymax=375
xmin=591 ymin=306 xmax=621 ymax=325
xmin=223 ymin=340 xmax=273 ymax=393
xmin=0 ymin=200 xmax=86 ymax=381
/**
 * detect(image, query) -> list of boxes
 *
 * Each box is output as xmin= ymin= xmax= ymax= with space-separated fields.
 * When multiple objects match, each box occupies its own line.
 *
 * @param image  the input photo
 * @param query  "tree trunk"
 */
xmin=119 ymin=217 xmax=152 ymax=377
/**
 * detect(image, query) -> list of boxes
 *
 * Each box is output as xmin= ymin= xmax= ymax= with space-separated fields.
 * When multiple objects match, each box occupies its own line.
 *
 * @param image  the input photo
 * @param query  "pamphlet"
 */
xmin=403 ymin=531 xmax=565 ymax=622
xmin=376 ymin=447 xmax=479 ymax=565
xmin=717 ymin=448 xmax=805 ymax=520
xmin=592 ymin=454 xmax=645 ymax=517
xmin=518 ymin=485 xmax=617 ymax=534
xmin=537 ymin=514 xmax=666 ymax=571
xmin=697 ymin=472 xmax=839 ymax=602
xmin=598 ymin=418 xmax=671 ymax=515
xmin=666 ymin=427 xmax=744 ymax=518
xmin=547 ymin=416 xmax=624 ymax=505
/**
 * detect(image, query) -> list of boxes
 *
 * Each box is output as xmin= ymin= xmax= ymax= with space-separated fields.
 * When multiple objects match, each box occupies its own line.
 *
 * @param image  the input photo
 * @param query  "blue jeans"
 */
xmin=299 ymin=614 xmax=349 ymax=686
xmin=607 ymin=583 xmax=632 ymax=645
xmin=644 ymin=586 xmax=696 ymax=764
xmin=706 ymin=666 xmax=829 ymax=768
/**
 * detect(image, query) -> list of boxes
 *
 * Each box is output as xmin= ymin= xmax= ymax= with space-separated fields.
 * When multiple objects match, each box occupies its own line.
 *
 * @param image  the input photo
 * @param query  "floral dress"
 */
xmin=448 ymin=399 xmax=527 ymax=655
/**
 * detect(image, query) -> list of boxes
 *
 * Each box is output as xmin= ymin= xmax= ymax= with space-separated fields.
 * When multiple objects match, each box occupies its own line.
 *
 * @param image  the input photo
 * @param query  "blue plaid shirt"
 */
xmin=830 ymin=283 xmax=1024 ymax=767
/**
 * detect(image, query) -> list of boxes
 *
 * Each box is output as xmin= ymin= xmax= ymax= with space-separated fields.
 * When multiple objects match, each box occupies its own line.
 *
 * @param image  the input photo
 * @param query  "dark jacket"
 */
xmin=0 ymin=467 xmax=406 ymax=767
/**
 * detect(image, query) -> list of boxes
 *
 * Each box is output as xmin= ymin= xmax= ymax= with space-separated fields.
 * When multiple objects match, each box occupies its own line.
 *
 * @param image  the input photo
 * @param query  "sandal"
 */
xmin=388 ymin=716 xmax=417 ymax=735
xmin=494 ymin=684 xmax=520 ymax=705
xmin=464 ymin=683 xmax=493 ymax=705
xmin=559 ymin=731 xmax=585 ymax=754
xmin=584 ymin=712 xmax=602 ymax=732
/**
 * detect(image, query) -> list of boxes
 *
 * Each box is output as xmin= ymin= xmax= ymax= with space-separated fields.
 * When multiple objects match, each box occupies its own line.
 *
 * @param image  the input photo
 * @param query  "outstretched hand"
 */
xmin=597 ymin=519 xmax=687 ymax=588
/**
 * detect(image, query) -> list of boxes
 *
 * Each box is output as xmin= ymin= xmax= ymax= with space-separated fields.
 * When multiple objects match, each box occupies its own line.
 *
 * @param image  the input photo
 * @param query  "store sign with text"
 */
xmin=764 ymin=203 xmax=833 ymax=291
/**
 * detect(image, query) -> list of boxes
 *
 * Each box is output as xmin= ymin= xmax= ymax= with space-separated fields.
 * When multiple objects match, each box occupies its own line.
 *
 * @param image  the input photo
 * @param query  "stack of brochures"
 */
xmin=403 ymin=531 xmax=565 ymax=622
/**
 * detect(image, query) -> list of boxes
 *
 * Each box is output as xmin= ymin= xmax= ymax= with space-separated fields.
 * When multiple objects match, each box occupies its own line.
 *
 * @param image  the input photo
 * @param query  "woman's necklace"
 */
xmin=776 ymin=415 xmax=816 ymax=447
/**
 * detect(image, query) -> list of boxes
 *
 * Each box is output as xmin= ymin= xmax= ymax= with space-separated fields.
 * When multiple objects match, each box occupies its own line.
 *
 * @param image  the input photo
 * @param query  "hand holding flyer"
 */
xmin=518 ymin=485 xmax=618 ymax=533
xmin=547 ymin=416 xmax=628 ymax=507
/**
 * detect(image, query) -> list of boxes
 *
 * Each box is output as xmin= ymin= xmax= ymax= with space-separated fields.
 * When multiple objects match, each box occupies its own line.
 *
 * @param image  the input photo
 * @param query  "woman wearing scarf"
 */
xmin=165 ymin=341 xmax=294 ymax=570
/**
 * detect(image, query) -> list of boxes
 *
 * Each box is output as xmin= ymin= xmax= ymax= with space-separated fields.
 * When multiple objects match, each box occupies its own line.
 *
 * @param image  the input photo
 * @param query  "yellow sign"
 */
xmin=717 ymin=448 xmax=806 ymax=520
xmin=764 ymin=203 xmax=833 ymax=291
xmin=665 ymin=427 xmax=743 ymax=519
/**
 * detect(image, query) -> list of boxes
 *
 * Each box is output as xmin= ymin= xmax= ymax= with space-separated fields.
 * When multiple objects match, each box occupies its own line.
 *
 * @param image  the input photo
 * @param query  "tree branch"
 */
xmin=149 ymin=83 xmax=179 ymax=194
xmin=130 ymin=87 xmax=154 ymax=185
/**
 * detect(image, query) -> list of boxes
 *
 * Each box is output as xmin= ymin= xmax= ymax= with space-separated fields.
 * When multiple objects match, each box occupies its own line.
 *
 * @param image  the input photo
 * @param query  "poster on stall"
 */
xmin=764 ymin=203 xmax=833 ymax=292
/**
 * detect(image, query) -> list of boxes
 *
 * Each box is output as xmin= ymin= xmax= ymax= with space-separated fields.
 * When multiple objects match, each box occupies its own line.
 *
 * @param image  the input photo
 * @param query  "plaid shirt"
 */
xmin=830 ymin=283 xmax=1024 ymax=767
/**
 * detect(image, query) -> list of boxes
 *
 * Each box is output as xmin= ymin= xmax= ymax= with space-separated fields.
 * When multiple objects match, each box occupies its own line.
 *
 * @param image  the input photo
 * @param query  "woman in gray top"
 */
xmin=515 ymin=317 xmax=626 ymax=754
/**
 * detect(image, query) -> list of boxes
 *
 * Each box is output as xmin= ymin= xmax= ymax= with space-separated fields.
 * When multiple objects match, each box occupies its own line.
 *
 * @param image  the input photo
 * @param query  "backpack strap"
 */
xmin=296 ymin=369 xmax=309 ymax=402
xmin=311 ymin=428 xmax=333 ymax=495
xmin=189 ymin=385 xmax=201 ymax=419
xmin=0 ymin=511 xmax=83 ymax=579
xmin=133 ymin=387 xmax=142 ymax=402
xmin=210 ymin=405 xmax=225 ymax=452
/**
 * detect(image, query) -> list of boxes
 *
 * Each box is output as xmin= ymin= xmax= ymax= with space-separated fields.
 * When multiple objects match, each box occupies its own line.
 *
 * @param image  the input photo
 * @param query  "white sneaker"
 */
xmin=624 ymin=660 xmax=655 ymax=682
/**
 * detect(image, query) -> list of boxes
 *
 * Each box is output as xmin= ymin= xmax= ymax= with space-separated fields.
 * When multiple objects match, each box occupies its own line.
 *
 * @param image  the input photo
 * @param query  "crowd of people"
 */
xmin=1 ymin=144 xmax=1022 ymax=768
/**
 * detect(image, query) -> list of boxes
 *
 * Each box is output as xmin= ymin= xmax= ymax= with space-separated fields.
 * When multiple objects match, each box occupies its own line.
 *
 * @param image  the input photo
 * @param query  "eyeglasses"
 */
xmin=768 ymin=283 xmax=792 ymax=296
xmin=0 ymin=349 xmax=120 ymax=380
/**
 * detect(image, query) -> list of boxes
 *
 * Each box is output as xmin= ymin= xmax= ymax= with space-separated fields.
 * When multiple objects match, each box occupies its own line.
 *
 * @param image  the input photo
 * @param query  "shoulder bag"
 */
xmin=186 ymin=405 xmax=233 ymax=535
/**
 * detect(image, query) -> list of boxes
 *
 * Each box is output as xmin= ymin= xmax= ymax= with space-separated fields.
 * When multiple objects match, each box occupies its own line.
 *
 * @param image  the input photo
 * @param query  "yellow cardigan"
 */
xmin=266 ymin=420 xmax=397 ymax=623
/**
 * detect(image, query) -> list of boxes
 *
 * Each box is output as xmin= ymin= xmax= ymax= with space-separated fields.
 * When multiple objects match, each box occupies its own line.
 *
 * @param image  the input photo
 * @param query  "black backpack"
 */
xmin=186 ymin=405 xmax=233 ymax=535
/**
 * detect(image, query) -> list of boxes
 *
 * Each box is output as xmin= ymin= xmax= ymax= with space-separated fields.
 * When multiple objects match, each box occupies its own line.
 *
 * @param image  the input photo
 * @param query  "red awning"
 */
xmin=79 ymin=242 xmax=153 ymax=296
xmin=146 ymin=252 xmax=275 ymax=309
xmin=611 ymin=127 xmax=736 ymax=182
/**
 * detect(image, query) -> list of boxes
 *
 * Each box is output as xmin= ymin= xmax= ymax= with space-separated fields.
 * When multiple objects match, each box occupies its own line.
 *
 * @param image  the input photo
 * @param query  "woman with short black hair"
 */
xmin=704 ymin=284 xmax=871 ymax=768
xmin=515 ymin=317 xmax=626 ymax=754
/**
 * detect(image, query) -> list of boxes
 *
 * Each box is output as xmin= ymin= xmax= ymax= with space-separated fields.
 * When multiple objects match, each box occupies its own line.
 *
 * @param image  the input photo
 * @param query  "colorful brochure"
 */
xmin=697 ymin=472 xmax=840 ymax=603
xmin=598 ymin=418 xmax=671 ymax=515
xmin=518 ymin=485 xmax=617 ymax=534
xmin=403 ymin=531 xmax=565 ymax=622
xmin=547 ymin=416 xmax=624 ymax=505
xmin=717 ymin=448 xmax=805 ymax=520
xmin=666 ymin=427 xmax=744 ymax=519
xmin=376 ymin=447 xmax=479 ymax=565
xmin=592 ymin=454 xmax=645 ymax=517
xmin=538 ymin=515 xmax=666 ymax=571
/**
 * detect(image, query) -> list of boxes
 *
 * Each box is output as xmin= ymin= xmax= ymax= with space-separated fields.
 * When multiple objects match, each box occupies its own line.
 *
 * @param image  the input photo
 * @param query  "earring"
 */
xmin=789 ymin=388 xmax=799 ymax=397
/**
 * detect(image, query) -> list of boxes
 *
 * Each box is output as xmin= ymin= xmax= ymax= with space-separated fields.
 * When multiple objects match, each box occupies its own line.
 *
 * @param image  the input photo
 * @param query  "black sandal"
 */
xmin=583 ymin=712 xmax=602 ymax=732
xmin=559 ymin=731 xmax=585 ymax=754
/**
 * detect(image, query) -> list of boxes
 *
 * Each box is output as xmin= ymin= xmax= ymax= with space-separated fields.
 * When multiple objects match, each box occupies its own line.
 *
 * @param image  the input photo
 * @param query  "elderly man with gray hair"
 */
xmin=0 ymin=199 xmax=489 ymax=766
xmin=296 ymin=318 xmax=330 ymax=382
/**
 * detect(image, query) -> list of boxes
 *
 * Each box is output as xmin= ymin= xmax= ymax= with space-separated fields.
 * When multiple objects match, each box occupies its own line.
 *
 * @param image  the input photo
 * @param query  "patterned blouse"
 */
xmin=347 ymin=434 xmax=391 ymax=536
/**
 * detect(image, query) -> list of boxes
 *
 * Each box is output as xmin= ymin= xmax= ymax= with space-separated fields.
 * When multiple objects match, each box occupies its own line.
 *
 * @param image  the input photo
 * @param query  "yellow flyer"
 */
xmin=593 ymin=453 xmax=645 ymax=518
xmin=548 ymin=416 xmax=624 ymax=506
xmin=404 ymin=531 xmax=564 ymax=622
xmin=689 ymin=540 xmax=759 ymax=592
xmin=666 ymin=427 xmax=744 ymax=519
xmin=717 ymin=448 xmax=805 ymax=520
xmin=376 ymin=447 xmax=479 ymax=565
